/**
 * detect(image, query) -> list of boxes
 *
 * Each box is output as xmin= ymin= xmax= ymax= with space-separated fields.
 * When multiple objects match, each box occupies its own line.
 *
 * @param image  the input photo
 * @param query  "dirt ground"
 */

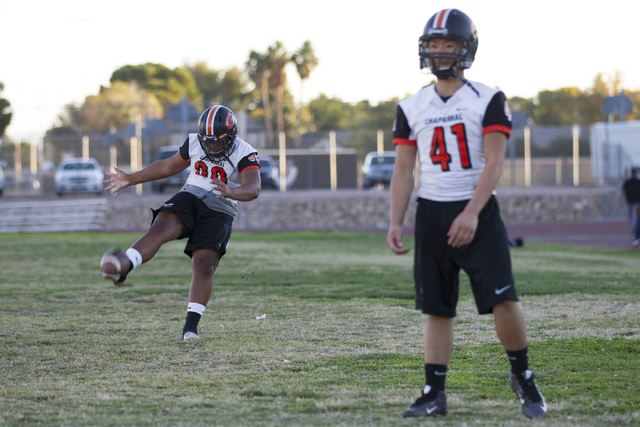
xmin=504 ymin=220 xmax=637 ymax=250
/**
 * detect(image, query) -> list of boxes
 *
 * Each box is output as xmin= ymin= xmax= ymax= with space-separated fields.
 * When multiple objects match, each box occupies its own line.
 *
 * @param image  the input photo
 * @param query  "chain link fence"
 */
xmin=2 ymin=103 xmax=638 ymax=198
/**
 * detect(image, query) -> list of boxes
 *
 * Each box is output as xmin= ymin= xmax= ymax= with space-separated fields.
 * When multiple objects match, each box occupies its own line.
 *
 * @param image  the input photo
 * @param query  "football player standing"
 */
xmin=387 ymin=9 xmax=546 ymax=419
xmin=101 ymin=105 xmax=261 ymax=341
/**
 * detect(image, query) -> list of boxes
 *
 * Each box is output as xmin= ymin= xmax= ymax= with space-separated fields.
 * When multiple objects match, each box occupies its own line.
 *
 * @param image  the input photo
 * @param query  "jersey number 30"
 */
xmin=195 ymin=161 xmax=228 ymax=184
xmin=430 ymin=123 xmax=472 ymax=171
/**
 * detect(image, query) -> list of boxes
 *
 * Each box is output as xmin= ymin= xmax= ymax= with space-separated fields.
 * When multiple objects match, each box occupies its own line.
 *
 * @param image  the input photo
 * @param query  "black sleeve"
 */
xmin=483 ymin=91 xmax=512 ymax=131
xmin=179 ymin=137 xmax=190 ymax=162
xmin=239 ymin=152 xmax=260 ymax=172
xmin=393 ymin=105 xmax=412 ymax=140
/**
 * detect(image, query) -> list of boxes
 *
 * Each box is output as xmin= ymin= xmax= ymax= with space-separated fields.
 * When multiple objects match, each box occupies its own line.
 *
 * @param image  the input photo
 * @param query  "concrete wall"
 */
xmin=102 ymin=186 xmax=626 ymax=232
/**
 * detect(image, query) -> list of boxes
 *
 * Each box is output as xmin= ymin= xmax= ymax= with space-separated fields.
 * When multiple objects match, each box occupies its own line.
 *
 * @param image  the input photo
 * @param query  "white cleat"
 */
xmin=183 ymin=332 xmax=200 ymax=341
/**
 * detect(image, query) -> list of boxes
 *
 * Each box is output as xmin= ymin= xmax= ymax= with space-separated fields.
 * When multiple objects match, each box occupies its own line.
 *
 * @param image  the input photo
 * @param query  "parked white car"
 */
xmin=54 ymin=158 xmax=104 ymax=196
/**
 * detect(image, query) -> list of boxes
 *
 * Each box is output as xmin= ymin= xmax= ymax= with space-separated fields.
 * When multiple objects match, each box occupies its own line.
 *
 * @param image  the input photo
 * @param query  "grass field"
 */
xmin=1 ymin=231 xmax=639 ymax=426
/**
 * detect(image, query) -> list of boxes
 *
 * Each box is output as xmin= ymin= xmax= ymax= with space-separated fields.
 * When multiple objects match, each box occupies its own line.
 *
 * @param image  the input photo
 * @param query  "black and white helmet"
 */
xmin=197 ymin=105 xmax=238 ymax=159
xmin=419 ymin=9 xmax=478 ymax=79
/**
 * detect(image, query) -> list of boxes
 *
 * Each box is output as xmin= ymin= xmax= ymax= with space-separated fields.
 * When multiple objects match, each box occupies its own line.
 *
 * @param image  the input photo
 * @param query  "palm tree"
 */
xmin=246 ymin=50 xmax=274 ymax=145
xmin=266 ymin=41 xmax=290 ymax=141
xmin=291 ymin=41 xmax=318 ymax=144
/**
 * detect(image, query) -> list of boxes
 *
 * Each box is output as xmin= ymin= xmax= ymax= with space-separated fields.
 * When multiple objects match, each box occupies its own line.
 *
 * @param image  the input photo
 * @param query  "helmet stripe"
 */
xmin=434 ymin=9 xmax=452 ymax=29
xmin=207 ymin=106 xmax=220 ymax=135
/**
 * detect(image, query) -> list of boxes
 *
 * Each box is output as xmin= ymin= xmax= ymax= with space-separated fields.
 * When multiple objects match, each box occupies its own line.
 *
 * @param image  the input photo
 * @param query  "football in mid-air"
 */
xmin=100 ymin=248 xmax=129 ymax=287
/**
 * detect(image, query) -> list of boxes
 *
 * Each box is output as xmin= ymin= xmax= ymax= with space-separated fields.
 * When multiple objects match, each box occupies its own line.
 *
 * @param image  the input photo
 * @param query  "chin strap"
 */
xmin=453 ymin=75 xmax=479 ymax=97
xmin=453 ymin=74 xmax=466 ymax=85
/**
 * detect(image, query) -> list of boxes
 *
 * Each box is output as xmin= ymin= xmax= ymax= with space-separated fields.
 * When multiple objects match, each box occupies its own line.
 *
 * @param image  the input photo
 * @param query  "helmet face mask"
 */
xmin=419 ymin=9 xmax=478 ymax=79
xmin=419 ymin=38 xmax=467 ymax=78
xmin=197 ymin=106 xmax=238 ymax=159
xmin=197 ymin=134 xmax=228 ymax=158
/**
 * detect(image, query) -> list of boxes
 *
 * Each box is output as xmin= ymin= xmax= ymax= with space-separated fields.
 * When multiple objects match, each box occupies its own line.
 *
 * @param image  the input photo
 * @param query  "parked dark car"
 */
xmin=259 ymin=154 xmax=276 ymax=189
xmin=152 ymin=146 xmax=191 ymax=192
xmin=362 ymin=151 xmax=396 ymax=188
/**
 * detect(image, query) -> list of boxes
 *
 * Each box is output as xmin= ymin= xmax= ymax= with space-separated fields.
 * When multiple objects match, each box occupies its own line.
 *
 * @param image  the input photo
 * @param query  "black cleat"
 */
xmin=401 ymin=385 xmax=447 ymax=417
xmin=100 ymin=248 xmax=131 ymax=287
xmin=508 ymin=237 xmax=524 ymax=247
xmin=510 ymin=370 xmax=547 ymax=419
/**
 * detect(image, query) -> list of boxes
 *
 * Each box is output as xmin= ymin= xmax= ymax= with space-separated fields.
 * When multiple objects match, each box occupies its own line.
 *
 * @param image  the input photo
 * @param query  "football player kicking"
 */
xmin=101 ymin=106 xmax=260 ymax=341
xmin=387 ymin=9 xmax=546 ymax=419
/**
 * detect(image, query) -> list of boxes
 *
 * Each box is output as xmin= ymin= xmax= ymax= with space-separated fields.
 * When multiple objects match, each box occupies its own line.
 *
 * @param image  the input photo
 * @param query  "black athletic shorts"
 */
xmin=151 ymin=191 xmax=233 ymax=258
xmin=413 ymin=195 xmax=518 ymax=317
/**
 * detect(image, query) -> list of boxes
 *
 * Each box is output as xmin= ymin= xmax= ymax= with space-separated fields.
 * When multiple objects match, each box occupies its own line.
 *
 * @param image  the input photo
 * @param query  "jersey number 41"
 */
xmin=430 ymin=123 xmax=472 ymax=171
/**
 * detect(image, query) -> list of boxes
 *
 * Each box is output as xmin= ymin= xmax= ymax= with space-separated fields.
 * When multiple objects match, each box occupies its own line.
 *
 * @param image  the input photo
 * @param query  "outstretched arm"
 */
xmin=103 ymin=153 xmax=189 ymax=194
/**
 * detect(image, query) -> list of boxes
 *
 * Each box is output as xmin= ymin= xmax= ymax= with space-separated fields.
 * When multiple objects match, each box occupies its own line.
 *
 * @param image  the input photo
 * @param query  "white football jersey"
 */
xmin=177 ymin=134 xmax=259 ymax=217
xmin=393 ymin=81 xmax=512 ymax=201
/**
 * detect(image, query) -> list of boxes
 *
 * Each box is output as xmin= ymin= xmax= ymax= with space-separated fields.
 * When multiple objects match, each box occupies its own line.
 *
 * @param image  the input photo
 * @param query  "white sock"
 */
xmin=187 ymin=302 xmax=206 ymax=315
xmin=125 ymin=248 xmax=142 ymax=269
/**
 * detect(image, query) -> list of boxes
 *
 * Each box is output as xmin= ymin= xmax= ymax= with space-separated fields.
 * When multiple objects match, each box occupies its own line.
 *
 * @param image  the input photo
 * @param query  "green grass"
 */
xmin=1 ymin=231 xmax=639 ymax=426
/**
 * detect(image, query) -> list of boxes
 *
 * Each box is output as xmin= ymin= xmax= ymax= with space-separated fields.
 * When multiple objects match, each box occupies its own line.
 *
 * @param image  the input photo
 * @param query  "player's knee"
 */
xmin=493 ymin=299 xmax=524 ymax=318
xmin=192 ymin=251 xmax=219 ymax=277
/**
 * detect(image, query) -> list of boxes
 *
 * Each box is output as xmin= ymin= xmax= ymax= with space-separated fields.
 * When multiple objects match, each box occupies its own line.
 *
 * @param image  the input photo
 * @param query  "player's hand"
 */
xmin=103 ymin=168 xmax=131 ymax=195
xmin=447 ymin=210 xmax=478 ymax=248
xmin=387 ymin=224 xmax=410 ymax=255
xmin=212 ymin=178 xmax=234 ymax=199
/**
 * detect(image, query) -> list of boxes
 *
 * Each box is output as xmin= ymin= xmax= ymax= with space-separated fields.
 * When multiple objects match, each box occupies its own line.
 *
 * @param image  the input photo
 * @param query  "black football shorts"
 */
xmin=151 ymin=191 xmax=233 ymax=258
xmin=413 ymin=195 xmax=518 ymax=317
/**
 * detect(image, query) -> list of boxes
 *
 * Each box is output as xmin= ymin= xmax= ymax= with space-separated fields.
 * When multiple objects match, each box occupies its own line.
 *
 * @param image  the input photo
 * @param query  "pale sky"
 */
xmin=2 ymin=0 xmax=640 ymax=140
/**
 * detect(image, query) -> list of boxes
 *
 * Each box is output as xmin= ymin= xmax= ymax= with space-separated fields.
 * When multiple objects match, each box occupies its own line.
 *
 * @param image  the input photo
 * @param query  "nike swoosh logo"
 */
xmin=495 ymin=285 xmax=512 ymax=295
xmin=426 ymin=406 xmax=438 ymax=415
xmin=434 ymin=371 xmax=447 ymax=376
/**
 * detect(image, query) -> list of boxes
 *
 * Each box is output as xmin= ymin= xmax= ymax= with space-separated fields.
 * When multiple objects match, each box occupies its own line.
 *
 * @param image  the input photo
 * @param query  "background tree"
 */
xmin=308 ymin=94 xmax=354 ymax=131
xmin=533 ymin=87 xmax=586 ymax=126
xmin=291 ymin=40 xmax=318 ymax=144
xmin=507 ymin=96 xmax=533 ymax=122
xmin=345 ymin=99 xmax=398 ymax=159
xmin=110 ymin=63 xmax=202 ymax=110
xmin=246 ymin=50 xmax=274 ymax=145
xmin=587 ymin=72 xmax=638 ymax=122
xmin=0 ymin=82 xmax=12 ymax=137
xmin=217 ymin=66 xmax=250 ymax=107
xmin=512 ymin=72 xmax=631 ymax=127
xmin=46 ymin=103 xmax=81 ymax=136
xmin=77 ymin=81 xmax=163 ymax=133
xmin=307 ymin=94 xmax=398 ymax=159
xmin=266 ymin=41 xmax=290 ymax=140
xmin=186 ymin=61 xmax=221 ymax=108
xmin=591 ymin=71 xmax=623 ymax=96
xmin=186 ymin=62 xmax=249 ymax=109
